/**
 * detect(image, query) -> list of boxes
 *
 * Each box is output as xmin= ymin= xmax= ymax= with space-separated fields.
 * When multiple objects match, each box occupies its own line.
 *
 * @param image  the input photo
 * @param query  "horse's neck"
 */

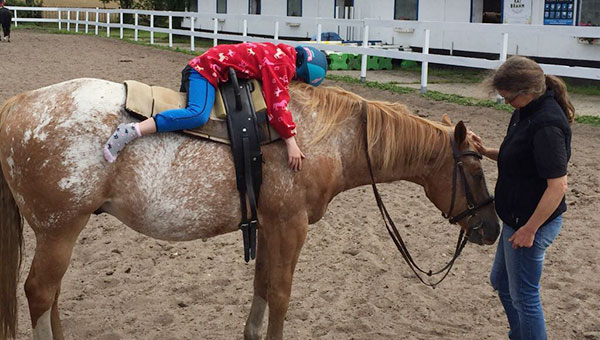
xmin=298 ymin=108 xmax=448 ymax=193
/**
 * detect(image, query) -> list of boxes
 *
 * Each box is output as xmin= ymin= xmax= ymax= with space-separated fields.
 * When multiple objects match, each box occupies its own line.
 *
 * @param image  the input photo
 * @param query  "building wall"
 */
xmin=192 ymin=0 xmax=600 ymax=62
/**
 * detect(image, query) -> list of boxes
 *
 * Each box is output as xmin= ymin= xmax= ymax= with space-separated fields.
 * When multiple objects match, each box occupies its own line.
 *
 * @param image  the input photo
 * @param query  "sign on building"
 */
xmin=503 ymin=0 xmax=532 ymax=24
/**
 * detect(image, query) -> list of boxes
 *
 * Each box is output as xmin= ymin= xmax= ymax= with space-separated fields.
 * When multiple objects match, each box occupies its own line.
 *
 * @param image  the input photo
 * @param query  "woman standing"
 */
xmin=470 ymin=56 xmax=573 ymax=340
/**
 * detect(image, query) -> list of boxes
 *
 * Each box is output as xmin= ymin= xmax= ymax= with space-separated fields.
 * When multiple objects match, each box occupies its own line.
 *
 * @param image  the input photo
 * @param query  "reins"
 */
xmin=361 ymin=101 xmax=494 ymax=288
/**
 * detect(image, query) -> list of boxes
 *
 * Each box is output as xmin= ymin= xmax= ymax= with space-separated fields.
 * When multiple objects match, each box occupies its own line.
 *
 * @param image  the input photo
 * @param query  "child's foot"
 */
xmin=103 ymin=122 xmax=141 ymax=163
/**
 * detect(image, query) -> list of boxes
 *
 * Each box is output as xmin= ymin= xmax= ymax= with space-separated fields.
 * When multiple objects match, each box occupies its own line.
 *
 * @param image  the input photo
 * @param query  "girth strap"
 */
xmin=223 ymin=68 xmax=263 ymax=262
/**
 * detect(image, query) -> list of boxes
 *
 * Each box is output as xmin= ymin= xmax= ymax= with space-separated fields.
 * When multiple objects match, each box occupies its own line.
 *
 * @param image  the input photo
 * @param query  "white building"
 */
xmin=189 ymin=0 xmax=600 ymax=64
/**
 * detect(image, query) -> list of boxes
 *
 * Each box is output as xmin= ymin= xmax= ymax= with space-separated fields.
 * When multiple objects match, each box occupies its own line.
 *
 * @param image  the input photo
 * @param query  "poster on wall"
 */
xmin=544 ymin=0 xmax=575 ymax=25
xmin=503 ymin=0 xmax=533 ymax=24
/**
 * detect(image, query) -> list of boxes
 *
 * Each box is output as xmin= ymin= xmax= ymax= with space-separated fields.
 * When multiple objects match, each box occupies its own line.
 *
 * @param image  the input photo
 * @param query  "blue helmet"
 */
xmin=295 ymin=45 xmax=327 ymax=86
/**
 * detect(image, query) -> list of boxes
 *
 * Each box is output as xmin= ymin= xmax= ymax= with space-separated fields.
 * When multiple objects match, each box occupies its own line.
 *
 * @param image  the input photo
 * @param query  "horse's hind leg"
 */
xmin=244 ymin=226 xmax=269 ymax=340
xmin=25 ymin=217 xmax=87 ymax=340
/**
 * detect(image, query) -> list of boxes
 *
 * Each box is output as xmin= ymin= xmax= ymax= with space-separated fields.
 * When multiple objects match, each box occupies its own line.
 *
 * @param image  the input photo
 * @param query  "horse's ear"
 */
xmin=454 ymin=121 xmax=467 ymax=146
xmin=441 ymin=114 xmax=452 ymax=126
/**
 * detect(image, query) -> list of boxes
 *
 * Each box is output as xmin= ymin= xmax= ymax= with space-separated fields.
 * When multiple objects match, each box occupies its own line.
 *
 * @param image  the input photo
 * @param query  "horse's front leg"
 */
xmin=262 ymin=213 xmax=309 ymax=340
xmin=244 ymin=224 xmax=269 ymax=340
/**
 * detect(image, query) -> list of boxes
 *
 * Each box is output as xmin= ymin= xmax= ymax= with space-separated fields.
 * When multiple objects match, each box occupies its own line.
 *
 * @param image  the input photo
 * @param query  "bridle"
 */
xmin=361 ymin=102 xmax=494 ymax=288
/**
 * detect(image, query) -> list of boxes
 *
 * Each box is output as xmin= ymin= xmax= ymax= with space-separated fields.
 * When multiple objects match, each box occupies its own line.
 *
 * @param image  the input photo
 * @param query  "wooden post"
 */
xmin=150 ymin=14 xmax=154 ymax=44
xmin=360 ymin=24 xmax=369 ymax=82
xmin=95 ymin=8 xmax=99 ymax=35
xmin=497 ymin=32 xmax=509 ymax=103
xmin=134 ymin=12 xmax=138 ymax=41
xmin=190 ymin=16 xmax=195 ymax=51
xmin=168 ymin=15 xmax=173 ymax=47
xmin=213 ymin=17 xmax=218 ymax=47
xmin=420 ymin=29 xmax=430 ymax=94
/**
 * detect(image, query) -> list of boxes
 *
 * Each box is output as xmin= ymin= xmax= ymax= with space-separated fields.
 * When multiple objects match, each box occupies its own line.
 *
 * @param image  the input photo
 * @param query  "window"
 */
xmin=394 ymin=0 xmax=417 ymax=20
xmin=217 ymin=0 xmax=227 ymax=14
xmin=287 ymin=0 xmax=302 ymax=16
xmin=249 ymin=0 xmax=261 ymax=14
xmin=544 ymin=0 xmax=574 ymax=25
xmin=578 ymin=0 xmax=600 ymax=26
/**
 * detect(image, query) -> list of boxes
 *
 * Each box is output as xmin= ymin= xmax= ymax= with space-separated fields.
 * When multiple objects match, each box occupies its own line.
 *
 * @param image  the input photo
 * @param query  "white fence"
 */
xmin=7 ymin=6 xmax=600 ymax=93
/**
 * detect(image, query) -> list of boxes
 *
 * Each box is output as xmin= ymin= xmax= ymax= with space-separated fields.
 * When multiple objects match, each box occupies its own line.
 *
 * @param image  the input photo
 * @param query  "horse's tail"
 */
xmin=0 ymin=95 xmax=24 ymax=340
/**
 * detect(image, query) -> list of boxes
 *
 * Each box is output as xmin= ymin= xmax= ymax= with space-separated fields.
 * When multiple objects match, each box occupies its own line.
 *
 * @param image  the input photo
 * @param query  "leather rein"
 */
xmin=361 ymin=102 xmax=494 ymax=288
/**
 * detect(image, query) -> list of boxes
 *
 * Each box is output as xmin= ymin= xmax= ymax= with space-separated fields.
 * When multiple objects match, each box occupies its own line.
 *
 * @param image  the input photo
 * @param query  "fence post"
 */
xmin=75 ymin=11 xmax=79 ymax=32
xmin=67 ymin=10 xmax=70 ymax=31
xmin=497 ymin=32 xmax=509 ymax=103
xmin=213 ymin=17 xmax=218 ymax=47
xmin=58 ymin=9 xmax=61 ymax=30
xmin=190 ymin=16 xmax=195 ymax=51
xmin=420 ymin=29 xmax=430 ymax=94
xmin=168 ymin=15 xmax=173 ymax=47
xmin=150 ymin=14 xmax=154 ymax=44
xmin=13 ymin=9 xmax=17 ymax=27
xmin=274 ymin=21 xmax=279 ymax=40
xmin=317 ymin=23 xmax=322 ymax=43
xmin=134 ymin=12 xmax=138 ymax=41
xmin=243 ymin=19 xmax=247 ymax=43
xmin=119 ymin=11 xmax=123 ymax=39
xmin=360 ymin=24 xmax=369 ymax=82
xmin=95 ymin=8 xmax=99 ymax=35
xmin=85 ymin=10 xmax=89 ymax=34
xmin=107 ymin=12 xmax=110 ymax=37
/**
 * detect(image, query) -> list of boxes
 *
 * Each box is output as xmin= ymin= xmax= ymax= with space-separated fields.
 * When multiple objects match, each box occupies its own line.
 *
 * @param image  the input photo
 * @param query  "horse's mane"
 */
xmin=290 ymin=83 xmax=451 ymax=173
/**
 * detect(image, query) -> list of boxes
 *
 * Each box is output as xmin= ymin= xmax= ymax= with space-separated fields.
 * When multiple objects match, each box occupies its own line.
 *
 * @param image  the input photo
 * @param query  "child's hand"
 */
xmin=285 ymin=136 xmax=305 ymax=171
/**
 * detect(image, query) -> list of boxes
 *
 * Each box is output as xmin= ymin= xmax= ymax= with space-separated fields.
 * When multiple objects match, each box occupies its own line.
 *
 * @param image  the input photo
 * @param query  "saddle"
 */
xmin=124 ymin=70 xmax=277 ymax=262
xmin=123 ymin=78 xmax=279 ymax=145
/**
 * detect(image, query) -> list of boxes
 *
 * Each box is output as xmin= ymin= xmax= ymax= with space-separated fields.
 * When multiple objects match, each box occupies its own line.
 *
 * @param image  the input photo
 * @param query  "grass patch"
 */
xmin=566 ymin=83 xmax=600 ymax=97
xmin=15 ymin=22 xmax=213 ymax=55
xmin=326 ymin=74 xmax=415 ymax=95
xmin=422 ymin=90 xmax=514 ymax=112
xmin=400 ymin=63 xmax=488 ymax=84
xmin=575 ymin=115 xmax=600 ymax=126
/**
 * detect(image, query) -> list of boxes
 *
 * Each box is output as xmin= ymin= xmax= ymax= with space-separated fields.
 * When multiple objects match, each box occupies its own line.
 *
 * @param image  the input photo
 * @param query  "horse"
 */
xmin=0 ymin=78 xmax=500 ymax=340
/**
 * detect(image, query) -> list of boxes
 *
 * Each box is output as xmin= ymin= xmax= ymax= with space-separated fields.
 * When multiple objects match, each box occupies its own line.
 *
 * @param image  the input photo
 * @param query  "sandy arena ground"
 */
xmin=1 ymin=29 xmax=599 ymax=340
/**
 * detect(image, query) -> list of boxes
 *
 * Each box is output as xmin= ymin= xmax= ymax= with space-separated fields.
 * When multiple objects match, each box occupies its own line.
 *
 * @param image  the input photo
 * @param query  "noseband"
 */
xmin=443 ymin=138 xmax=495 ymax=225
xmin=361 ymin=102 xmax=494 ymax=288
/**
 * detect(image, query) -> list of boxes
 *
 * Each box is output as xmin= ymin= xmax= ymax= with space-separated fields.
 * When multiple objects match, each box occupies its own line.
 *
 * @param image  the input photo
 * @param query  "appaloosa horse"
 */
xmin=0 ymin=78 xmax=499 ymax=340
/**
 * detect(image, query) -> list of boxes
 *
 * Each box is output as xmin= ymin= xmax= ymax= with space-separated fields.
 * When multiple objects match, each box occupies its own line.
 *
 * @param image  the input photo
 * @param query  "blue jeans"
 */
xmin=490 ymin=216 xmax=562 ymax=340
xmin=155 ymin=69 xmax=216 ymax=132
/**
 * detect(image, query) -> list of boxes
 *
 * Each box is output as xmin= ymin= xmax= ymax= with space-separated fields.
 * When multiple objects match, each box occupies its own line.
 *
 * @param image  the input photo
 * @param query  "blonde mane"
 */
xmin=290 ymin=83 xmax=451 ymax=173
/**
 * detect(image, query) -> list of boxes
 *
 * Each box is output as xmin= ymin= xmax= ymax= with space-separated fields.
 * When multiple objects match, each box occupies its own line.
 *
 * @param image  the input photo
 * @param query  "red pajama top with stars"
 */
xmin=188 ymin=42 xmax=298 ymax=139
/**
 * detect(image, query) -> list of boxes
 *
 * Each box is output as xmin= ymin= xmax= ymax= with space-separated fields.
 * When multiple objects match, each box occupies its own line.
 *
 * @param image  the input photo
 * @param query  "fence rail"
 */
xmin=6 ymin=6 xmax=600 ymax=93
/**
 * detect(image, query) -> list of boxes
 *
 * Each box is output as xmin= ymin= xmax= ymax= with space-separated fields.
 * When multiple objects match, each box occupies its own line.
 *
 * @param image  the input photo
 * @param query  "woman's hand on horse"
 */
xmin=285 ymin=136 xmax=306 ymax=171
xmin=468 ymin=131 xmax=487 ymax=155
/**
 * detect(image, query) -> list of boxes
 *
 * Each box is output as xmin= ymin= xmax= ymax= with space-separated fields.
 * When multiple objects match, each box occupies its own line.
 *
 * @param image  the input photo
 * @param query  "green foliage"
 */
xmin=575 ymin=115 xmax=600 ymax=126
xmin=122 ymin=0 xmax=190 ymax=27
xmin=326 ymin=74 xmax=415 ymax=95
xmin=5 ymin=0 xmax=43 ymax=18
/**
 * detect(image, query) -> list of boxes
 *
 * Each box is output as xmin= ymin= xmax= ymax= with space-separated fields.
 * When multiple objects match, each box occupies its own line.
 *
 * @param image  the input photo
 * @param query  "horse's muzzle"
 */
xmin=466 ymin=215 xmax=500 ymax=245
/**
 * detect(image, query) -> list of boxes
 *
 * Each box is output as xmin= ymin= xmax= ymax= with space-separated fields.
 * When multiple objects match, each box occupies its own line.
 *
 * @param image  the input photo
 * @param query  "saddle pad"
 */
xmin=123 ymin=80 xmax=277 ymax=145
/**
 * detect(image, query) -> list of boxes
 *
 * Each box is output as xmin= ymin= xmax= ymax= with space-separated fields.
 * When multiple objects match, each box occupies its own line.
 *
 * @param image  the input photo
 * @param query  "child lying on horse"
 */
xmin=103 ymin=42 xmax=328 ymax=171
